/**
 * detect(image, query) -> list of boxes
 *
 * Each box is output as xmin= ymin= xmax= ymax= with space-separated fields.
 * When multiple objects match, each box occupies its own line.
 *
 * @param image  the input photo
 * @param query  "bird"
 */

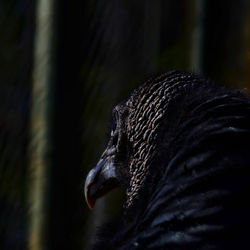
xmin=84 ymin=71 xmax=250 ymax=249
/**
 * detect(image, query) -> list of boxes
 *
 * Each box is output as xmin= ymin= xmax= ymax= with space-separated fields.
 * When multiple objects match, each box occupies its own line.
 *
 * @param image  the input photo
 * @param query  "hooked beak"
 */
xmin=84 ymin=155 xmax=119 ymax=210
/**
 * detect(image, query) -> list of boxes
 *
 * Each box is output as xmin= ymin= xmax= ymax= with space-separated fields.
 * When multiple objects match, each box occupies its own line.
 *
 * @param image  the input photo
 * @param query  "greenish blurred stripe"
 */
xmin=28 ymin=0 xmax=56 ymax=249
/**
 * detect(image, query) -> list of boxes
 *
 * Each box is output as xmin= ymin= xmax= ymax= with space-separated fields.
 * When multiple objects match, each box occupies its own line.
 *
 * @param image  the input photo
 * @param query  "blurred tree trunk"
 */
xmin=28 ymin=0 xmax=56 ymax=249
xmin=190 ymin=0 xmax=205 ymax=73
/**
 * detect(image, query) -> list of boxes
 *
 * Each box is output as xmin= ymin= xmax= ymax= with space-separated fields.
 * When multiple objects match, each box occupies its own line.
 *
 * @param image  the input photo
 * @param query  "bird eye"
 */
xmin=111 ymin=121 xmax=116 ymax=136
xmin=111 ymin=109 xmax=119 ymax=136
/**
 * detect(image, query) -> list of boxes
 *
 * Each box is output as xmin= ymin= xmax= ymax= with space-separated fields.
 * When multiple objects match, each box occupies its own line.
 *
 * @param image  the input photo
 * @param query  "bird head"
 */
xmin=84 ymin=101 xmax=131 ymax=209
xmin=84 ymin=71 xmax=199 ymax=209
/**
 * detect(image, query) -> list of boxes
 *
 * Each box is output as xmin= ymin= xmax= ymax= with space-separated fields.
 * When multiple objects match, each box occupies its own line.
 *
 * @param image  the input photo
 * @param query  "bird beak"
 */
xmin=84 ymin=155 xmax=119 ymax=210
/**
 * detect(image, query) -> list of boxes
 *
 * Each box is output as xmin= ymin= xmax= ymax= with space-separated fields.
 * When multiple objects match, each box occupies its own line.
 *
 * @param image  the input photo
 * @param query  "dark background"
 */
xmin=0 ymin=0 xmax=250 ymax=249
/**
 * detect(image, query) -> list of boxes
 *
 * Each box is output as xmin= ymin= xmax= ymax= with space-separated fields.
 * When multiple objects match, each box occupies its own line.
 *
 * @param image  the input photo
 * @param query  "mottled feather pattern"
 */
xmin=126 ymin=71 xmax=208 ymax=207
xmin=92 ymin=71 xmax=250 ymax=250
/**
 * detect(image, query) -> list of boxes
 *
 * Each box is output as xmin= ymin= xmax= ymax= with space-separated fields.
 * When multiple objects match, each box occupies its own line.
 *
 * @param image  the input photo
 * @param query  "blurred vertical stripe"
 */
xmin=28 ymin=0 xmax=56 ymax=249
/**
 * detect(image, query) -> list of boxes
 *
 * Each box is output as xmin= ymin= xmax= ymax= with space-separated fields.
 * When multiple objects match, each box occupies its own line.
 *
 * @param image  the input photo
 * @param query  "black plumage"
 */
xmin=84 ymin=71 xmax=250 ymax=249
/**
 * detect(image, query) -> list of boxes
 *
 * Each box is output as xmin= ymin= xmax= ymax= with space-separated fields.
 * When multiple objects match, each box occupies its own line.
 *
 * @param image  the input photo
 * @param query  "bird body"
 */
xmin=85 ymin=71 xmax=250 ymax=249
